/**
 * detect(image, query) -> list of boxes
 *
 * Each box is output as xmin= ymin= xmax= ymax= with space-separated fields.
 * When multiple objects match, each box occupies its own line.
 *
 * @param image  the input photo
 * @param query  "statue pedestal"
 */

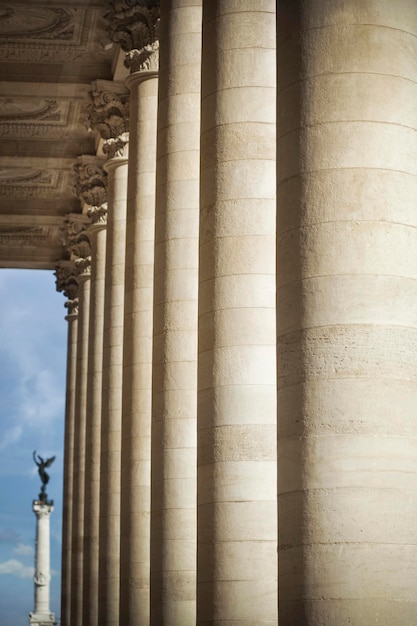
xmin=29 ymin=501 xmax=56 ymax=626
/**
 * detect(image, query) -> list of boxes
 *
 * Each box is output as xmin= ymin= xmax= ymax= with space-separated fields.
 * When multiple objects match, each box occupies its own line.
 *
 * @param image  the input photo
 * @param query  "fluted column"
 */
xmin=107 ymin=3 xmax=159 ymax=622
xmin=55 ymin=263 xmax=79 ymax=626
xmin=88 ymin=79 xmax=130 ymax=626
xmin=68 ymin=235 xmax=91 ymax=626
xmin=151 ymin=1 xmax=201 ymax=624
xmin=198 ymin=2 xmax=277 ymax=624
xmin=98 ymin=141 xmax=129 ymax=626
xmin=277 ymin=2 xmax=417 ymax=624
xmin=83 ymin=197 xmax=107 ymax=626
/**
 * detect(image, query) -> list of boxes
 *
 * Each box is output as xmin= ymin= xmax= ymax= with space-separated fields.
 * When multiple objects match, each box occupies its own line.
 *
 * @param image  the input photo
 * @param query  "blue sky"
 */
xmin=0 ymin=269 xmax=66 ymax=626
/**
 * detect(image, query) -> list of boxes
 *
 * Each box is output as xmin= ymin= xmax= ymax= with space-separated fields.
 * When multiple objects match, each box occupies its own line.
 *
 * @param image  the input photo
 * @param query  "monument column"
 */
xmin=151 ymin=1 xmax=201 ymax=624
xmin=198 ymin=1 xmax=277 ymax=623
xmin=29 ymin=499 xmax=56 ymax=626
xmin=277 ymin=1 xmax=417 ymax=624
xmin=89 ymin=80 xmax=129 ymax=626
xmin=107 ymin=4 xmax=159 ymax=622
xmin=54 ymin=263 xmax=79 ymax=626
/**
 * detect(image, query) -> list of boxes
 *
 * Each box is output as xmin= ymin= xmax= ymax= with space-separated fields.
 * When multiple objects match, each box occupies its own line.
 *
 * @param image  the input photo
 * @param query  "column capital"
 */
xmin=106 ymin=1 xmax=160 ymax=74
xmin=55 ymin=259 xmax=78 ymax=293
xmin=73 ymin=155 xmax=108 ymax=209
xmin=88 ymin=80 xmax=129 ymax=141
xmin=65 ymin=297 xmax=79 ymax=320
xmin=55 ymin=260 xmax=80 ymax=320
xmin=61 ymin=213 xmax=92 ymax=263
xmin=125 ymin=40 xmax=159 ymax=74
xmin=32 ymin=501 xmax=54 ymax=518
xmin=103 ymin=132 xmax=129 ymax=160
xmin=74 ymin=255 xmax=92 ymax=281
xmin=87 ymin=202 xmax=108 ymax=231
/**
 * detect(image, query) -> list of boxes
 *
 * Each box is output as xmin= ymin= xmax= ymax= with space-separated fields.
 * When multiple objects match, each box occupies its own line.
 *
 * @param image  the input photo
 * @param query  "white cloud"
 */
xmin=0 ymin=426 xmax=23 ymax=451
xmin=0 ymin=270 xmax=66 ymax=475
xmin=0 ymin=559 xmax=34 ymax=579
xmin=13 ymin=543 xmax=34 ymax=557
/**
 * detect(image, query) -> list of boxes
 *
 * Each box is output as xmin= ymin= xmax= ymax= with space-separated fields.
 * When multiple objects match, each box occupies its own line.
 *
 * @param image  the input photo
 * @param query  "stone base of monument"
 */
xmin=29 ymin=610 xmax=56 ymax=625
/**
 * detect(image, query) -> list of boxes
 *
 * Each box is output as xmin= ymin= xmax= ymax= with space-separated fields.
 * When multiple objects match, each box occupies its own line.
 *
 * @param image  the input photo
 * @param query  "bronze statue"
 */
xmin=33 ymin=451 xmax=55 ymax=490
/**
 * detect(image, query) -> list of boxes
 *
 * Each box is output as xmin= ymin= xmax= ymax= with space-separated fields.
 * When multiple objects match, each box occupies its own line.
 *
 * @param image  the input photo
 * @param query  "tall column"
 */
xmin=198 ymin=2 xmax=277 ymax=624
xmin=70 ymin=257 xmax=91 ymax=625
xmin=277 ymin=2 xmax=417 ymax=624
xmin=89 ymin=80 xmax=129 ymax=626
xmin=29 ymin=502 xmax=56 ymax=626
xmin=151 ymin=1 xmax=201 ymax=624
xmin=107 ymin=4 xmax=159 ymax=623
xmin=55 ymin=263 xmax=79 ymax=626
xmin=62 ymin=211 xmax=91 ymax=626
xmin=83 ymin=179 xmax=108 ymax=625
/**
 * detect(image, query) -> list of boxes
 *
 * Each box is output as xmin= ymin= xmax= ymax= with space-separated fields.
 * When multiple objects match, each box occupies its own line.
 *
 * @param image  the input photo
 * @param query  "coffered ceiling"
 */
xmin=0 ymin=1 xmax=120 ymax=269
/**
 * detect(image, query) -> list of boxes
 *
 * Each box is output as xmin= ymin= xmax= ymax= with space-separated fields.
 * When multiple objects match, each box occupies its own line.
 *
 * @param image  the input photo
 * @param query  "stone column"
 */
xmin=63 ymin=203 xmax=93 ymax=626
xmin=89 ymin=80 xmax=129 ymax=626
xmin=198 ymin=2 xmax=277 ymax=624
xmin=151 ymin=1 xmax=201 ymax=624
xmin=82 ymin=172 xmax=107 ymax=626
xmin=55 ymin=263 xmax=79 ymax=626
xmin=107 ymin=4 xmax=159 ymax=622
xmin=29 ymin=501 xmax=56 ymax=626
xmin=277 ymin=2 xmax=417 ymax=624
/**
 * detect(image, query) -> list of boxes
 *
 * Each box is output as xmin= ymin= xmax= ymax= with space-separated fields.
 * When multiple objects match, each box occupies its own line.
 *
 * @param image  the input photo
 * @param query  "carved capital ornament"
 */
xmin=87 ymin=81 xmax=129 ymax=140
xmin=87 ymin=202 xmax=108 ymax=227
xmin=103 ymin=131 xmax=129 ymax=159
xmin=73 ymin=156 xmax=107 ymax=207
xmin=106 ymin=1 xmax=160 ymax=74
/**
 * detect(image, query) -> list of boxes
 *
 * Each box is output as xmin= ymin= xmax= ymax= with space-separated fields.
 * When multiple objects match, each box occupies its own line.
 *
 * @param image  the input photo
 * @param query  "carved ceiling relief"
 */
xmin=0 ymin=98 xmax=59 ymax=121
xmin=0 ymin=7 xmax=74 ymax=40
xmin=0 ymin=225 xmax=65 ymax=247
xmin=0 ymin=225 xmax=46 ymax=243
xmin=0 ymin=6 xmax=112 ymax=63
xmin=0 ymin=168 xmax=68 ymax=198
xmin=0 ymin=3 xmax=117 ymax=270
xmin=0 ymin=98 xmax=86 ymax=140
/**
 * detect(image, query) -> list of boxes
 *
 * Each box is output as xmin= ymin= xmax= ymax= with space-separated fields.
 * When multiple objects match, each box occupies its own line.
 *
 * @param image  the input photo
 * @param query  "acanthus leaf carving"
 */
xmin=103 ymin=131 xmax=129 ymax=159
xmin=72 ymin=156 xmax=107 ymax=207
xmin=87 ymin=81 xmax=129 ymax=141
xmin=65 ymin=297 xmax=79 ymax=317
xmin=106 ymin=1 xmax=159 ymax=73
xmin=124 ymin=40 xmax=159 ymax=72
xmin=55 ymin=260 xmax=78 ymax=298
xmin=87 ymin=202 xmax=108 ymax=227
xmin=61 ymin=212 xmax=90 ymax=246
xmin=74 ymin=254 xmax=91 ymax=278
